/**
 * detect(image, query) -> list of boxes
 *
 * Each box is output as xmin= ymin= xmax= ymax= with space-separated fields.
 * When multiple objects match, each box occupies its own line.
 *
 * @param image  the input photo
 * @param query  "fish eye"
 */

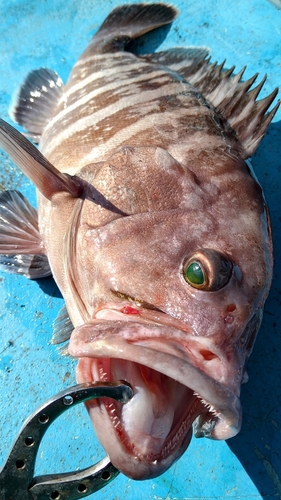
xmin=183 ymin=249 xmax=233 ymax=291
xmin=185 ymin=261 xmax=205 ymax=286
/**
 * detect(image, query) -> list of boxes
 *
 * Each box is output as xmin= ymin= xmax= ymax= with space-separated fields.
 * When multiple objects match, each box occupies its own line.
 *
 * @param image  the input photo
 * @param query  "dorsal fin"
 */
xmin=143 ymin=47 xmax=210 ymax=78
xmin=190 ymin=62 xmax=280 ymax=158
xmin=144 ymin=49 xmax=280 ymax=158
xmin=9 ymin=68 xmax=64 ymax=141
xmin=0 ymin=119 xmax=84 ymax=200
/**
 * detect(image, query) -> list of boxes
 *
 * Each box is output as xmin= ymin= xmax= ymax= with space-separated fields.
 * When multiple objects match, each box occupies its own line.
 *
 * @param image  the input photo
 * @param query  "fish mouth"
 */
xmin=68 ymin=304 xmax=242 ymax=479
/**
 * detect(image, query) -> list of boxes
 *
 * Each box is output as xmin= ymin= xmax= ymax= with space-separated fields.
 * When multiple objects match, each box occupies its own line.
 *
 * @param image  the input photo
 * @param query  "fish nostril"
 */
xmin=199 ymin=349 xmax=218 ymax=361
xmin=226 ymin=303 xmax=236 ymax=312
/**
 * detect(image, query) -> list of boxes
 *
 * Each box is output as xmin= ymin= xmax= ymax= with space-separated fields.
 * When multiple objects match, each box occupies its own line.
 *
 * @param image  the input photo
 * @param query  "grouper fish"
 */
xmin=0 ymin=3 xmax=279 ymax=480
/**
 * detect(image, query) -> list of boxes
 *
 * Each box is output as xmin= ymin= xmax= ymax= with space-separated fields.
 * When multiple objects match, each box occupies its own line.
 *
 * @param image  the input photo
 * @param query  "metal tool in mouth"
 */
xmin=0 ymin=380 xmax=133 ymax=499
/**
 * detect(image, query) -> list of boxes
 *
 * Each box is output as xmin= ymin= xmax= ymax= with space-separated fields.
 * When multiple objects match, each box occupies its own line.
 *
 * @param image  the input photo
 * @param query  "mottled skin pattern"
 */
xmin=37 ymin=29 xmax=273 ymax=478
xmin=0 ymin=3 xmax=276 ymax=480
xmin=39 ymin=41 xmax=272 ymax=336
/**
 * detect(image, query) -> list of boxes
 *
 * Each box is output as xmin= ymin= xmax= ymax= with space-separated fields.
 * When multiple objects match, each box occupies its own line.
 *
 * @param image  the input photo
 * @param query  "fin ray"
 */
xmin=52 ymin=304 xmax=74 ymax=345
xmin=0 ymin=253 xmax=51 ymax=279
xmin=52 ymin=304 xmax=73 ymax=356
xmin=0 ymin=190 xmax=44 ymax=254
xmin=147 ymin=49 xmax=279 ymax=158
xmin=10 ymin=68 xmax=64 ymax=139
xmin=180 ymin=60 xmax=280 ymax=157
xmin=87 ymin=3 xmax=178 ymax=53
xmin=0 ymin=119 xmax=84 ymax=200
xmin=0 ymin=190 xmax=51 ymax=279
xmin=142 ymin=47 xmax=210 ymax=75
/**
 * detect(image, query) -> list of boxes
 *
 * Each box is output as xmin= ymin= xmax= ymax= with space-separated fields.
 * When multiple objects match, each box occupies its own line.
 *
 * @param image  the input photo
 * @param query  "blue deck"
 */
xmin=0 ymin=1 xmax=281 ymax=498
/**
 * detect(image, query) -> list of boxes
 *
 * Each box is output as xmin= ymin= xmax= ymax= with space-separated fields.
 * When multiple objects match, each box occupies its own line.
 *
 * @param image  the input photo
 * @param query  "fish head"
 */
xmin=64 ymin=145 xmax=272 ymax=479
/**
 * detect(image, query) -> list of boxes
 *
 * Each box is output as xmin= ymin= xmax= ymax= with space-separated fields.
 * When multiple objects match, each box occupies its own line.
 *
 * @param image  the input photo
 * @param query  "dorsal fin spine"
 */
xmin=219 ymin=72 xmax=258 ymax=116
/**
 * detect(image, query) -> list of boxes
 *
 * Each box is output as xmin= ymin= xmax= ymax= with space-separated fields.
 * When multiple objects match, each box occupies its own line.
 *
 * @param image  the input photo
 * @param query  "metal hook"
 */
xmin=0 ymin=381 xmax=133 ymax=499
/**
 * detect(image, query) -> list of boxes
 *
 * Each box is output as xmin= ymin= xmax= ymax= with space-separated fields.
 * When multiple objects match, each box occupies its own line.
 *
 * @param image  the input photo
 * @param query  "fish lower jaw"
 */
xmin=69 ymin=321 xmax=242 ymax=436
xmin=98 ymin=395 xmax=199 ymax=462
xmin=77 ymin=356 xmax=216 ymax=479
xmin=69 ymin=319 xmax=242 ymax=477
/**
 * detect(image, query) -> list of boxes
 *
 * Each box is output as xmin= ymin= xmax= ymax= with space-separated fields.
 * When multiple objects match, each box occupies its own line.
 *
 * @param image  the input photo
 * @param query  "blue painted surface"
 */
xmin=0 ymin=1 xmax=280 ymax=498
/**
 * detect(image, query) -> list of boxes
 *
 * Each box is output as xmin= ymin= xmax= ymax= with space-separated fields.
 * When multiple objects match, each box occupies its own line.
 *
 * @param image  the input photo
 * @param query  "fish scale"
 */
xmin=41 ymin=60 xmax=217 ymax=171
xmin=0 ymin=2 xmax=279 ymax=481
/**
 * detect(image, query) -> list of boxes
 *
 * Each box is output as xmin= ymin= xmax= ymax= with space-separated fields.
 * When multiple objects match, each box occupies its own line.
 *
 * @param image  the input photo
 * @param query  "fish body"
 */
xmin=0 ymin=3 xmax=279 ymax=480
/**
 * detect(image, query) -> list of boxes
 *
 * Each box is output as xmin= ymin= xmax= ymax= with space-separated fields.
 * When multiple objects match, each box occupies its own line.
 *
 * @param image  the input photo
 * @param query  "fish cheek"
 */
xmin=77 ymin=217 xmax=164 ymax=307
xmin=77 ymin=224 xmax=123 ymax=306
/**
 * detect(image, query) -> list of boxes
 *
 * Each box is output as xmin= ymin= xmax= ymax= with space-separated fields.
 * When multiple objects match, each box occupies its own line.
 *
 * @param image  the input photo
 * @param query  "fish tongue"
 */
xmin=111 ymin=359 xmax=175 ymax=453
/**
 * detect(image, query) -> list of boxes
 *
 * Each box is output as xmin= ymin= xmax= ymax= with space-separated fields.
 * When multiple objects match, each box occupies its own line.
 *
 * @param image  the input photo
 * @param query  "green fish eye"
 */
xmin=185 ymin=261 xmax=205 ymax=286
xmin=183 ymin=249 xmax=233 ymax=291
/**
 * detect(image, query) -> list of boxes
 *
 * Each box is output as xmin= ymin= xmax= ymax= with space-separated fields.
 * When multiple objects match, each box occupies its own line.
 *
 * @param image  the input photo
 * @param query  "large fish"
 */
xmin=0 ymin=3 xmax=279 ymax=480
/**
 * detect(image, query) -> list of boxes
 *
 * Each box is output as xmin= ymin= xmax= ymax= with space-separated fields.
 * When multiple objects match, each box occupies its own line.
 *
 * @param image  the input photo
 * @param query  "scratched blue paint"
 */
xmin=0 ymin=1 xmax=280 ymax=499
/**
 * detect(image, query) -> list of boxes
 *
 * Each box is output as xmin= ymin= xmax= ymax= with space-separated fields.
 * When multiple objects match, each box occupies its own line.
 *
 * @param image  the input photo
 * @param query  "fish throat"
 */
xmin=78 ymin=356 xmax=213 ymax=462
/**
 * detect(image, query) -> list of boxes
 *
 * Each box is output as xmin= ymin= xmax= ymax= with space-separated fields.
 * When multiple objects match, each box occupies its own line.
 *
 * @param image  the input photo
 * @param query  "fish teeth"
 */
xmin=193 ymin=392 xmax=220 ymax=417
xmin=161 ymin=398 xmax=201 ymax=458
xmin=96 ymin=361 xmax=109 ymax=381
xmin=105 ymin=400 xmax=122 ymax=430
xmin=98 ymin=369 xmax=108 ymax=381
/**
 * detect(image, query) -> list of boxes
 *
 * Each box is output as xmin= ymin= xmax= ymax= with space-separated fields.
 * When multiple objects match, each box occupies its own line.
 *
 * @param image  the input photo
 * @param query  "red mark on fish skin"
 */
xmin=224 ymin=315 xmax=234 ymax=324
xmin=120 ymin=306 xmax=140 ymax=315
xmin=226 ymin=304 xmax=236 ymax=312
xmin=224 ymin=304 xmax=236 ymax=323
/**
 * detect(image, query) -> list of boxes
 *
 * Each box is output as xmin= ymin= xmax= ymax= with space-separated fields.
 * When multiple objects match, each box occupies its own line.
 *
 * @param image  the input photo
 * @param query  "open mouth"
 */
xmin=77 ymin=357 xmax=207 ymax=458
xmin=68 ymin=303 xmax=241 ymax=479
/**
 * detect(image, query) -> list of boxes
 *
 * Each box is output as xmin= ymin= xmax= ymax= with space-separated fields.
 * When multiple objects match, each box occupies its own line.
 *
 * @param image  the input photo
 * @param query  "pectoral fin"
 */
xmin=0 ymin=190 xmax=44 ymax=254
xmin=0 ymin=190 xmax=51 ymax=278
xmin=52 ymin=304 xmax=74 ymax=356
xmin=52 ymin=304 xmax=74 ymax=345
xmin=0 ymin=119 xmax=84 ymax=200
xmin=0 ymin=253 xmax=51 ymax=279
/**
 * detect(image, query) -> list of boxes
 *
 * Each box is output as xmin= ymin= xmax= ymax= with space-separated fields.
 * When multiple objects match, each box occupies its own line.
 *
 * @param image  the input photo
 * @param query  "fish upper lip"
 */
xmin=95 ymin=300 xmax=194 ymax=334
xmin=68 ymin=303 xmax=242 ymax=440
